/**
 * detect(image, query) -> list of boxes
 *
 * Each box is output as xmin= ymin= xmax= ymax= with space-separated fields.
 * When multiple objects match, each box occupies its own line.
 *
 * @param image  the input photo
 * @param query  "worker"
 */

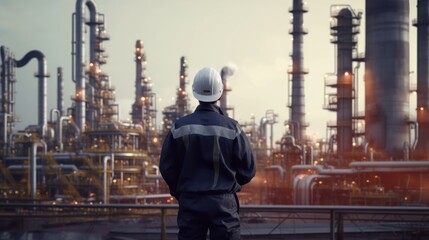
xmin=160 ymin=67 xmax=256 ymax=240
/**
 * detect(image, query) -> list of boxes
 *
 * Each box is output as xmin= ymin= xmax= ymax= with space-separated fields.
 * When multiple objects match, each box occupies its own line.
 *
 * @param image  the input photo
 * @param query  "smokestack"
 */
xmin=288 ymin=0 xmax=308 ymax=142
xmin=365 ymin=0 xmax=410 ymax=158
xmin=220 ymin=63 xmax=236 ymax=116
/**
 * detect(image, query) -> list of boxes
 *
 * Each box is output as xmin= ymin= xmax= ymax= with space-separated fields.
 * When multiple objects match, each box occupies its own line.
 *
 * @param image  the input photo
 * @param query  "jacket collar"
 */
xmin=195 ymin=102 xmax=225 ymax=115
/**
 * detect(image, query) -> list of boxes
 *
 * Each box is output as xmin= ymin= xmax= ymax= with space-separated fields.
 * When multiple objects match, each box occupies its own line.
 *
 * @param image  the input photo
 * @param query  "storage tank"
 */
xmin=364 ymin=0 xmax=410 ymax=158
xmin=414 ymin=0 xmax=429 ymax=159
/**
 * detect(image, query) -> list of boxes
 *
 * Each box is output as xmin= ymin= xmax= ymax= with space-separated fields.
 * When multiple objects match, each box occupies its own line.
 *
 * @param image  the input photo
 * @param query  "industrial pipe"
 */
xmin=14 ymin=50 xmax=49 ymax=138
xmin=103 ymin=154 xmax=114 ymax=204
xmin=30 ymin=140 xmax=47 ymax=201
xmin=74 ymin=0 xmax=98 ymax=131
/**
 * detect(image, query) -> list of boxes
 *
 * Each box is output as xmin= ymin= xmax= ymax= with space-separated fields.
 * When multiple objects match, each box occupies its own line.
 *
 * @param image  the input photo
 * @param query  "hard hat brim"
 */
xmin=193 ymin=91 xmax=222 ymax=102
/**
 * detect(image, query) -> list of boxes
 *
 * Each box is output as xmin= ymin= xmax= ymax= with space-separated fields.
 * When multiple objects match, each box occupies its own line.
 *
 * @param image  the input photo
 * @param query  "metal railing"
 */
xmin=0 ymin=203 xmax=428 ymax=240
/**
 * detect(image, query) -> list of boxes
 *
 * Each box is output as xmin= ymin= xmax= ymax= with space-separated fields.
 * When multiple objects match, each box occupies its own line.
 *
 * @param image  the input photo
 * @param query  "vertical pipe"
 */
xmin=37 ymin=57 xmax=48 ymax=137
xmin=87 ymin=3 xmax=97 ymax=129
xmin=74 ymin=0 xmax=97 ymax=132
xmin=365 ymin=0 xmax=410 ymax=158
xmin=75 ymin=0 xmax=86 ymax=131
xmin=178 ymin=56 xmax=188 ymax=117
xmin=30 ymin=142 xmax=37 ymax=200
xmin=161 ymin=208 xmax=167 ymax=240
xmin=2 ymin=113 xmax=7 ymax=155
xmin=220 ymin=68 xmax=229 ymax=116
xmin=0 ymin=46 xmax=6 ymax=114
xmin=289 ymin=0 xmax=308 ymax=142
xmin=414 ymin=0 xmax=429 ymax=158
xmin=14 ymin=51 xmax=49 ymax=138
xmin=57 ymin=67 xmax=64 ymax=116
xmin=1 ymin=47 xmax=7 ymax=156
xmin=103 ymin=155 xmax=111 ymax=204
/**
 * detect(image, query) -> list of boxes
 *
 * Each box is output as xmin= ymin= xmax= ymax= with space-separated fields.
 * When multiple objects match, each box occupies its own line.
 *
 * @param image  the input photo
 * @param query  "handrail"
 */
xmin=0 ymin=203 xmax=428 ymax=240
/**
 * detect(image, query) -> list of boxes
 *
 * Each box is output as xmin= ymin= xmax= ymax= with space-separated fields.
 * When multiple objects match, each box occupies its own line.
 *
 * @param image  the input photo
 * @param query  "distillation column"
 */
xmin=288 ymin=0 xmax=308 ymax=142
xmin=330 ymin=6 xmax=361 ymax=156
xmin=57 ymin=67 xmax=64 ymax=116
xmin=177 ymin=56 xmax=188 ymax=117
xmin=73 ymin=0 xmax=97 ymax=131
xmin=161 ymin=57 xmax=190 ymax=132
xmin=131 ymin=40 xmax=156 ymax=132
xmin=0 ymin=46 xmax=16 ymax=156
xmin=131 ymin=40 xmax=146 ymax=124
xmin=414 ymin=0 xmax=429 ymax=158
xmin=365 ymin=0 xmax=410 ymax=158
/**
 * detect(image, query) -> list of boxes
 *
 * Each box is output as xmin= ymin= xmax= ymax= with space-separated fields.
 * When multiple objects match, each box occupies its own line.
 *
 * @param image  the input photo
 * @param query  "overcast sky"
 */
xmin=0 ymin=0 xmax=418 ymax=141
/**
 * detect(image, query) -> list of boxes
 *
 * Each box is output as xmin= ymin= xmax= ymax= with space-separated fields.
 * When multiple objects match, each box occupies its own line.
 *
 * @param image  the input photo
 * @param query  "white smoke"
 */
xmin=221 ymin=62 xmax=238 ymax=77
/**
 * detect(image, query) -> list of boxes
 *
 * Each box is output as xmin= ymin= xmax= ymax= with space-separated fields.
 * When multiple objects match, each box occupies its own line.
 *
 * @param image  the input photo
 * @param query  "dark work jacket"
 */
xmin=159 ymin=103 xmax=256 ymax=199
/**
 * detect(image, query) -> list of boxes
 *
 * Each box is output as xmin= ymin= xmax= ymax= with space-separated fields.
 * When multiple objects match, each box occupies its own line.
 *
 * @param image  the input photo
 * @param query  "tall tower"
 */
xmin=131 ymin=40 xmax=156 ymax=131
xmin=177 ymin=56 xmax=188 ymax=117
xmin=329 ymin=6 xmax=361 ymax=157
xmin=131 ymin=40 xmax=146 ymax=125
xmin=288 ymin=0 xmax=308 ymax=142
xmin=162 ymin=56 xmax=190 ymax=133
xmin=414 ymin=0 xmax=429 ymax=158
xmin=365 ymin=0 xmax=410 ymax=158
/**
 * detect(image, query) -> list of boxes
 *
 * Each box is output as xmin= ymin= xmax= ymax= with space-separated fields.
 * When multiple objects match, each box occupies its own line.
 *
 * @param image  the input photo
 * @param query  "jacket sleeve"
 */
xmin=159 ymin=131 xmax=180 ymax=199
xmin=234 ymin=128 xmax=256 ymax=186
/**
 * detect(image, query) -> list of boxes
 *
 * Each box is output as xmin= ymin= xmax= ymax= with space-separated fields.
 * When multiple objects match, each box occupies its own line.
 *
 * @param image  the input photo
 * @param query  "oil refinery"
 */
xmin=1 ymin=0 xmax=429 ymax=207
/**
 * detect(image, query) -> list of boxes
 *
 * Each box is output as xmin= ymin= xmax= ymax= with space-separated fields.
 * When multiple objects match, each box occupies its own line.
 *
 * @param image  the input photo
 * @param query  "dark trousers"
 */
xmin=177 ymin=193 xmax=240 ymax=240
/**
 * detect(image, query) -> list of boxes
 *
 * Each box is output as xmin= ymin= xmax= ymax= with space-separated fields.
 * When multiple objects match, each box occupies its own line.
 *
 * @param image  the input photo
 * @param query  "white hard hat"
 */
xmin=192 ymin=67 xmax=224 ymax=102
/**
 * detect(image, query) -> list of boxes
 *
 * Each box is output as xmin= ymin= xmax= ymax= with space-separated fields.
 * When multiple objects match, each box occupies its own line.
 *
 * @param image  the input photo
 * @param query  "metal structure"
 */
xmin=2 ymin=0 xmax=429 ymax=207
xmin=57 ymin=67 xmax=64 ymax=117
xmin=326 ymin=6 xmax=362 ymax=163
xmin=162 ymin=56 xmax=190 ymax=133
xmin=414 ymin=0 xmax=429 ymax=159
xmin=131 ymin=41 xmax=156 ymax=131
xmin=0 ymin=46 xmax=16 ymax=156
xmin=364 ymin=0 xmax=411 ymax=159
xmin=1 ymin=203 xmax=428 ymax=240
xmin=287 ymin=0 xmax=308 ymax=142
